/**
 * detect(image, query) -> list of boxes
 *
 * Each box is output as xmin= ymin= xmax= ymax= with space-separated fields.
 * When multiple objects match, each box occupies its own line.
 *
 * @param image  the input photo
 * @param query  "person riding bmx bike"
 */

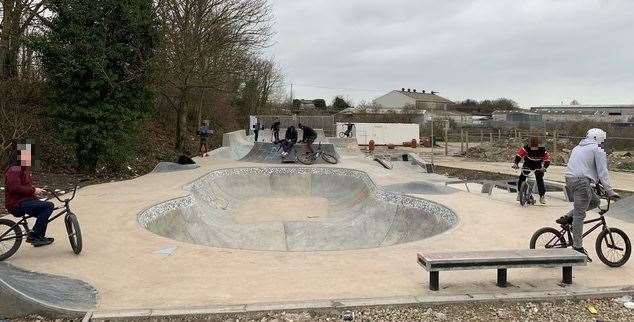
xmin=298 ymin=123 xmax=317 ymax=153
xmin=557 ymin=128 xmax=619 ymax=261
xmin=512 ymin=136 xmax=551 ymax=204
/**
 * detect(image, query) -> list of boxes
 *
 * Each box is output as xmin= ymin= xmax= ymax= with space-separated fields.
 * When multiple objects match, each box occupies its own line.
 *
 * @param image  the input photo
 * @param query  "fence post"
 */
xmin=444 ymin=127 xmax=449 ymax=156
xmin=553 ymin=130 xmax=558 ymax=166
xmin=480 ymin=129 xmax=484 ymax=143
xmin=460 ymin=128 xmax=464 ymax=154
xmin=466 ymin=131 xmax=470 ymax=149
xmin=490 ymin=132 xmax=494 ymax=144
xmin=498 ymin=129 xmax=502 ymax=140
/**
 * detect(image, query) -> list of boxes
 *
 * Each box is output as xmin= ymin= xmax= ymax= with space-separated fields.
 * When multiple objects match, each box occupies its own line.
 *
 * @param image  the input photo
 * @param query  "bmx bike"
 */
xmin=297 ymin=142 xmax=338 ymax=165
xmin=529 ymin=183 xmax=631 ymax=267
xmin=0 ymin=185 xmax=83 ymax=261
xmin=517 ymin=168 xmax=544 ymax=206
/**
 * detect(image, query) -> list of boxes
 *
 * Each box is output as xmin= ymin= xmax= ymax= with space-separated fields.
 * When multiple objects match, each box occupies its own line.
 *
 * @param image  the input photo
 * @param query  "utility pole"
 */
xmin=289 ymin=83 xmax=294 ymax=109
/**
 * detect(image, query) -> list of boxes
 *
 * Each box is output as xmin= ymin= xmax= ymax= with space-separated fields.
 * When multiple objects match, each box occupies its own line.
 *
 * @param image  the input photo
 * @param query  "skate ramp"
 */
xmin=0 ymin=263 xmax=97 ymax=318
xmin=138 ymin=167 xmax=457 ymax=251
xmin=607 ymin=196 xmax=634 ymax=223
xmin=152 ymin=162 xmax=200 ymax=173
xmin=239 ymin=142 xmax=340 ymax=164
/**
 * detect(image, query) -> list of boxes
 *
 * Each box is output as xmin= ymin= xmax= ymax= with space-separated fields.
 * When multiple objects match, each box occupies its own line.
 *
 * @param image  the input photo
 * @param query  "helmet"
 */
xmin=586 ymin=128 xmax=607 ymax=144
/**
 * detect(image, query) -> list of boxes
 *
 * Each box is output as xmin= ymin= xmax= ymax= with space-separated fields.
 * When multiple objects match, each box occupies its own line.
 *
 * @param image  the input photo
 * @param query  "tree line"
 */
xmin=1 ymin=0 xmax=283 ymax=172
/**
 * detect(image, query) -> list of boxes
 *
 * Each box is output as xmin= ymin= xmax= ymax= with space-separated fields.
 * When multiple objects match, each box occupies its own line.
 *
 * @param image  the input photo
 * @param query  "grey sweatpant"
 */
xmin=565 ymin=176 xmax=601 ymax=248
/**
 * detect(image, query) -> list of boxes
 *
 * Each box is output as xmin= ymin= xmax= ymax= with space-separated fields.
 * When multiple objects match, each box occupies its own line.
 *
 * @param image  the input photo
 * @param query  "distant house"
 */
xmin=292 ymin=99 xmax=316 ymax=109
xmin=491 ymin=110 xmax=542 ymax=127
xmin=373 ymin=88 xmax=454 ymax=111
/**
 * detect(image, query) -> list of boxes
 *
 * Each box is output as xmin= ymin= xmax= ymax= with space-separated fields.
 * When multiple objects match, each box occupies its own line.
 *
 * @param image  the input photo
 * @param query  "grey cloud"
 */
xmin=267 ymin=0 xmax=634 ymax=106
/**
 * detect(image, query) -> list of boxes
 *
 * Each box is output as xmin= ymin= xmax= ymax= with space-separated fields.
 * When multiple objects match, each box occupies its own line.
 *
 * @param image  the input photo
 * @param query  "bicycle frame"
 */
xmin=544 ymin=197 xmax=622 ymax=251
xmin=0 ymin=205 xmax=70 ymax=242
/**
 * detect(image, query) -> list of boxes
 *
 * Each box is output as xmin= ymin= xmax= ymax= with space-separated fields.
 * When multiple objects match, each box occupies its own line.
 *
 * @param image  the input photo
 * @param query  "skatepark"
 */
xmin=2 ymin=129 xmax=634 ymax=320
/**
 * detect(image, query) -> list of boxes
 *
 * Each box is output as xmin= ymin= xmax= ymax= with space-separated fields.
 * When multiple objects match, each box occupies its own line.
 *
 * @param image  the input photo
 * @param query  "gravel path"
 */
xmin=11 ymin=297 xmax=634 ymax=322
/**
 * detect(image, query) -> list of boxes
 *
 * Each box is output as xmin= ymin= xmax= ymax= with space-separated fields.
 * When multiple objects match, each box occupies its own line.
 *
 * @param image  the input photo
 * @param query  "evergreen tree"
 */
xmin=33 ymin=0 xmax=159 ymax=172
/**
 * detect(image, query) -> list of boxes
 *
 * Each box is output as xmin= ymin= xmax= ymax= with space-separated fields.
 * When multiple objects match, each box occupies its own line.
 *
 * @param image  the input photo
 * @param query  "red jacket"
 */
xmin=4 ymin=166 xmax=35 ymax=212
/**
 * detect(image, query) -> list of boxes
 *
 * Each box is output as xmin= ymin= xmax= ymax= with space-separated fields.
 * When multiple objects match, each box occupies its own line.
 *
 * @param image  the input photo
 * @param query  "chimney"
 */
xmin=407 ymin=88 xmax=411 ymax=92
xmin=401 ymin=88 xmax=405 ymax=92
xmin=422 ymin=90 xmax=426 ymax=94
xmin=413 ymin=89 xmax=417 ymax=93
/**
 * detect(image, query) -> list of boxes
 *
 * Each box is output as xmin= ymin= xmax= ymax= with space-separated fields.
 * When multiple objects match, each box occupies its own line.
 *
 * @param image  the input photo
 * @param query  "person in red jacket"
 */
xmin=4 ymin=142 xmax=54 ymax=247
xmin=512 ymin=136 xmax=551 ymax=204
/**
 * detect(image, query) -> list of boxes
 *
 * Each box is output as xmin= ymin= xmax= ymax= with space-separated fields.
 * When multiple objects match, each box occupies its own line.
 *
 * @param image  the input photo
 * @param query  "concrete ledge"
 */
xmin=89 ymin=285 xmax=634 ymax=321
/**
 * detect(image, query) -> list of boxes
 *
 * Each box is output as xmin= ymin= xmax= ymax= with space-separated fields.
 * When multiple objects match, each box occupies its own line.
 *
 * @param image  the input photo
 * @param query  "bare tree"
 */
xmin=153 ymin=0 xmax=272 ymax=151
xmin=0 ymin=0 xmax=47 ymax=79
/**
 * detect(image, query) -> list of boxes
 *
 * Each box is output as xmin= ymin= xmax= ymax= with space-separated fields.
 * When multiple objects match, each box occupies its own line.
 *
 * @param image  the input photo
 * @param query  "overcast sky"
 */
xmin=266 ymin=0 xmax=634 ymax=108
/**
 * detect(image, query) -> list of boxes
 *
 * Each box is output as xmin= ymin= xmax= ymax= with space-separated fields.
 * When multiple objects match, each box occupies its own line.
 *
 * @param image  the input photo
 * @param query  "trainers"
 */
xmin=30 ymin=236 xmax=54 ymax=247
xmin=556 ymin=216 xmax=573 ymax=225
xmin=573 ymin=247 xmax=593 ymax=263
xmin=539 ymin=195 xmax=546 ymax=204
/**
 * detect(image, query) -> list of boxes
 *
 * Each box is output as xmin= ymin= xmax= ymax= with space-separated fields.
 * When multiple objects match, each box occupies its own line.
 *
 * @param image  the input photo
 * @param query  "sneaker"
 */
xmin=31 ymin=236 xmax=54 ymax=247
xmin=539 ymin=196 xmax=546 ymax=204
xmin=573 ymin=247 xmax=593 ymax=263
xmin=556 ymin=216 xmax=573 ymax=225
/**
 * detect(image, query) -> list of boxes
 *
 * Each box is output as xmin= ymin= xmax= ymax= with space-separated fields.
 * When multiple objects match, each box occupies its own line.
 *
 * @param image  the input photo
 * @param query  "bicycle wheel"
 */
xmin=339 ymin=132 xmax=346 ymax=138
xmin=297 ymin=151 xmax=316 ymax=165
xmin=530 ymin=227 xmax=567 ymax=249
xmin=64 ymin=213 xmax=83 ymax=255
xmin=595 ymin=228 xmax=631 ymax=267
xmin=321 ymin=152 xmax=338 ymax=164
xmin=0 ymin=218 xmax=23 ymax=261
xmin=519 ymin=181 xmax=530 ymax=206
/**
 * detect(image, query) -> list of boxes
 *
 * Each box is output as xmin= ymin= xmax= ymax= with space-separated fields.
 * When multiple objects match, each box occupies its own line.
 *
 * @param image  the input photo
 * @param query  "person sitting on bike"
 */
xmin=298 ymin=123 xmax=317 ymax=153
xmin=512 ymin=136 xmax=551 ymax=204
xmin=344 ymin=122 xmax=355 ymax=138
xmin=3 ymin=141 xmax=55 ymax=247
xmin=558 ymin=128 xmax=619 ymax=261
xmin=280 ymin=125 xmax=298 ymax=157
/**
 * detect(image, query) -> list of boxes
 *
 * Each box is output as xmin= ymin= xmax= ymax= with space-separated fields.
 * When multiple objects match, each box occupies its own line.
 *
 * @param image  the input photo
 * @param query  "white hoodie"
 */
xmin=565 ymin=138 xmax=613 ymax=191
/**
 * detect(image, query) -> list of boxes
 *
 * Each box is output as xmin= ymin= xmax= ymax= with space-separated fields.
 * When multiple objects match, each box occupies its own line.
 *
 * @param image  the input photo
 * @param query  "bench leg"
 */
xmin=562 ymin=266 xmax=573 ymax=284
xmin=430 ymin=271 xmax=439 ymax=291
xmin=497 ymin=268 xmax=507 ymax=287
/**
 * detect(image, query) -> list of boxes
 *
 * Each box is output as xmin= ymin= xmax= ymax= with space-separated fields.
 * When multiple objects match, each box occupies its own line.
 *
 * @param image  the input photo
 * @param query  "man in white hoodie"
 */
xmin=559 ymin=128 xmax=619 ymax=261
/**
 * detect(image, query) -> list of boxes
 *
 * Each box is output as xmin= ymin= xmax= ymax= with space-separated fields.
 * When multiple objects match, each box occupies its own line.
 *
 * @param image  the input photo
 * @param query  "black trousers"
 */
xmin=273 ymin=130 xmax=280 ymax=142
xmin=254 ymin=130 xmax=259 ymax=142
xmin=518 ymin=168 xmax=546 ymax=196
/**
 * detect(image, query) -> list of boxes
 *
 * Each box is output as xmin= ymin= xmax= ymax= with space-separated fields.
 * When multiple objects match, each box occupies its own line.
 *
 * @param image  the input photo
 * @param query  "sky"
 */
xmin=265 ymin=0 xmax=634 ymax=108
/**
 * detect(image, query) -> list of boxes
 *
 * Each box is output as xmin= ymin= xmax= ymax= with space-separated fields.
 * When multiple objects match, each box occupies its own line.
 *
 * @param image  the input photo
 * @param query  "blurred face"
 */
xmin=18 ymin=148 xmax=32 ymax=167
xmin=529 ymin=137 xmax=540 ymax=150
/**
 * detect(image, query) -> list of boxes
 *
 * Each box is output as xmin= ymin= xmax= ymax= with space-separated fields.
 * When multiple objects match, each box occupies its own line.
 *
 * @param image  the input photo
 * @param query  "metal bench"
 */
xmin=417 ymin=249 xmax=587 ymax=291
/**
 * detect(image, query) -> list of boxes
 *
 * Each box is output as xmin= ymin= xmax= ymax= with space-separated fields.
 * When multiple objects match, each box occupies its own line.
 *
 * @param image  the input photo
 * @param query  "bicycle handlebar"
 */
xmin=44 ymin=178 xmax=89 ymax=203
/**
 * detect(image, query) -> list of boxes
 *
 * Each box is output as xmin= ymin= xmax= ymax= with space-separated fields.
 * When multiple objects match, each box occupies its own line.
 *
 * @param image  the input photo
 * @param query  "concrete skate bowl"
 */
xmin=138 ymin=167 xmax=457 ymax=251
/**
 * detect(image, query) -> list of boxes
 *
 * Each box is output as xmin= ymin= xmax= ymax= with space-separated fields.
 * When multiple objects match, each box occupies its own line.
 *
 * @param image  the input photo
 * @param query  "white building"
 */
xmin=530 ymin=104 xmax=634 ymax=122
xmin=373 ymin=89 xmax=454 ymax=111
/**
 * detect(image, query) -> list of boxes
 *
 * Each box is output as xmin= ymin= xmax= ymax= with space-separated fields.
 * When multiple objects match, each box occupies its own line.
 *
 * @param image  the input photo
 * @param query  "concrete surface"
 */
xmin=139 ymin=167 xmax=456 ymax=251
xmin=2 ymin=142 xmax=634 ymax=316
xmin=152 ymin=162 xmax=200 ymax=173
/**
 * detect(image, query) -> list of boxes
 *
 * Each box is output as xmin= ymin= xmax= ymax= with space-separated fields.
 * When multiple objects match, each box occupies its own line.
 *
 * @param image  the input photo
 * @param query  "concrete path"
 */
xmin=433 ymin=157 xmax=634 ymax=192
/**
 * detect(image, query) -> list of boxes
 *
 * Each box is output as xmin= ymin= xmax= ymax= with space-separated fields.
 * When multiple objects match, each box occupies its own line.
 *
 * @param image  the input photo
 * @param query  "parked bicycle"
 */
xmin=529 ymin=183 xmax=631 ymax=267
xmin=517 ymin=168 xmax=544 ymax=206
xmin=0 ymin=184 xmax=83 ymax=261
xmin=297 ymin=142 xmax=338 ymax=165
